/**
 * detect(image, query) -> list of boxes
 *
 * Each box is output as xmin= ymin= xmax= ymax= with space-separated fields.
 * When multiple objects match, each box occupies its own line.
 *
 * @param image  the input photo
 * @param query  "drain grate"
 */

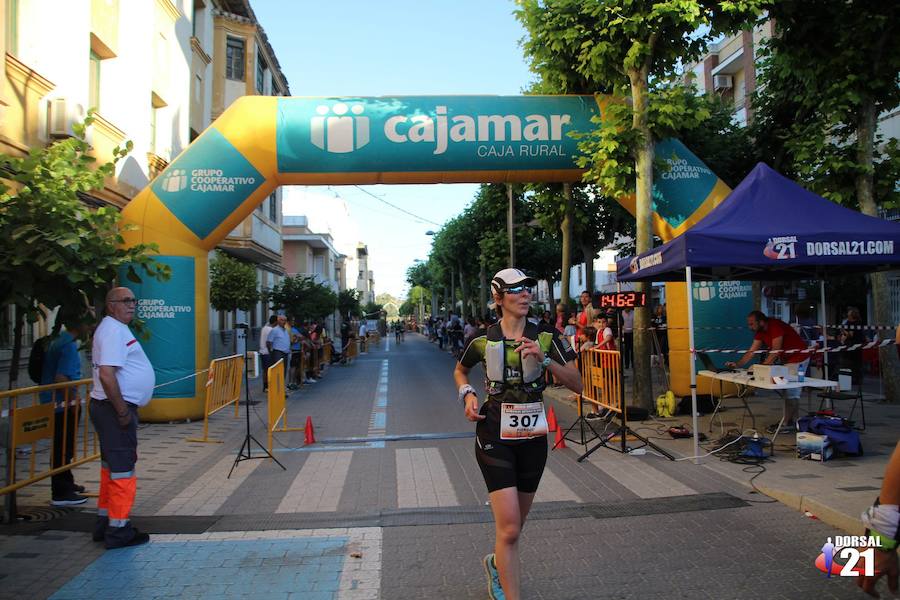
xmin=17 ymin=506 xmax=74 ymax=523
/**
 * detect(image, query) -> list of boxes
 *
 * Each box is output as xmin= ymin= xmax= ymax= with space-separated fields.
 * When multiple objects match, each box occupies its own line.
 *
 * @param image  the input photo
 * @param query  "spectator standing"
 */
xmin=554 ymin=303 xmax=568 ymax=334
xmin=464 ymin=317 xmax=478 ymax=340
xmin=90 ymin=287 xmax=154 ymax=548
xmin=267 ymin=315 xmax=290 ymax=384
xmin=340 ymin=318 xmax=351 ymax=361
xmin=575 ymin=290 xmax=595 ymax=337
xmin=289 ymin=319 xmax=303 ymax=389
xmin=838 ymin=306 xmax=866 ymax=384
xmin=40 ymin=312 xmax=91 ymax=506
xmin=259 ymin=315 xmax=276 ymax=391
xmin=593 ymin=316 xmax=616 ymax=350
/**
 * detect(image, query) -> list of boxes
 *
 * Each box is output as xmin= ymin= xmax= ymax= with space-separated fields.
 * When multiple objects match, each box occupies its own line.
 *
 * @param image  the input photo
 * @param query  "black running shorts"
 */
xmin=475 ymin=434 xmax=548 ymax=493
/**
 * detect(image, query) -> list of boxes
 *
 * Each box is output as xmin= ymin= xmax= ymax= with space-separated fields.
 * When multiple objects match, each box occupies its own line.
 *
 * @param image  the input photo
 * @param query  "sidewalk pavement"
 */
xmin=542 ymin=381 xmax=898 ymax=536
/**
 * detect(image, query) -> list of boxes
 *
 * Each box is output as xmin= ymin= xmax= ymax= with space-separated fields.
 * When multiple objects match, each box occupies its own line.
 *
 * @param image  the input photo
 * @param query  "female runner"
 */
xmin=454 ymin=268 xmax=582 ymax=600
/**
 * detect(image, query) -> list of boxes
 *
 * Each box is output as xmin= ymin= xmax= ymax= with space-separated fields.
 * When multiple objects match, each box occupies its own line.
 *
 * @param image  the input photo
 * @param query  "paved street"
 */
xmin=0 ymin=334 xmax=873 ymax=599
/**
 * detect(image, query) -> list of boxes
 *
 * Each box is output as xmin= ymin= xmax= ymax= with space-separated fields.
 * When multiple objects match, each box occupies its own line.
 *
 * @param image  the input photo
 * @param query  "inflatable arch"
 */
xmin=120 ymin=95 xmax=731 ymax=421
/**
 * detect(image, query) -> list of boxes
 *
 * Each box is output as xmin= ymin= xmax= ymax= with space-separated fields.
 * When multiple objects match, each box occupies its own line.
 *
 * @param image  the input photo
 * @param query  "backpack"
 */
xmin=28 ymin=335 xmax=53 ymax=384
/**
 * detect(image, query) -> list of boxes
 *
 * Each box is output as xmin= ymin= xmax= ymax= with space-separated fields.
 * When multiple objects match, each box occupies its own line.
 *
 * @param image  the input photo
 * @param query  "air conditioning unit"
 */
xmin=47 ymin=98 xmax=85 ymax=138
xmin=713 ymin=74 xmax=733 ymax=90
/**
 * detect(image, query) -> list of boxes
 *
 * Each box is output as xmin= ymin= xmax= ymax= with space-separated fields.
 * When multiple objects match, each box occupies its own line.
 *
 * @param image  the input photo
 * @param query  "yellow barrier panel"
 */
xmin=267 ymin=359 xmax=304 ymax=454
xmin=1 ymin=379 xmax=99 ymax=497
xmin=580 ymin=349 xmax=624 ymax=415
xmin=187 ymin=354 xmax=243 ymax=443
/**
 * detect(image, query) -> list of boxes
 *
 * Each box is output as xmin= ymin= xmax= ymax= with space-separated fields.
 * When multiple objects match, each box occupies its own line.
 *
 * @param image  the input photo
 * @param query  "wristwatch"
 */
xmin=542 ymin=355 xmax=552 ymax=368
xmin=458 ymin=384 xmax=477 ymax=404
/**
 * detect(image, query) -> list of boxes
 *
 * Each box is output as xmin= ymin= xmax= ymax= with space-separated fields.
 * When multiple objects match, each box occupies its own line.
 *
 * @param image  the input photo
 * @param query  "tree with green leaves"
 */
xmin=338 ymin=288 xmax=362 ymax=319
xmin=209 ymin=253 xmax=258 ymax=353
xmin=517 ymin=0 xmax=763 ymax=409
xmin=265 ymin=275 xmax=337 ymax=323
xmin=0 ymin=113 xmax=169 ymax=388
xmin=751 ymin=0 xmax=900 ymax=401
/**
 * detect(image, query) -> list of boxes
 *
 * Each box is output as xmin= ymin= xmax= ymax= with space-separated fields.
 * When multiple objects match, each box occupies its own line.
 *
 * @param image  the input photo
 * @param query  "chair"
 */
xmin=817 ymin=369 xmax=866 ymax=431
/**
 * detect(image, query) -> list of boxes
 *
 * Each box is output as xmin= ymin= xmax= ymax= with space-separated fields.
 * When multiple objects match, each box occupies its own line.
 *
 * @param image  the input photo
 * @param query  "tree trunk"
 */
xmin=582 ymin=243 xmax=596 ymax=293
xmin=479 ymin=262 xmax=488 ymax=317
xmin=630 ymin=68 xmax=654 ymax=410
xmin=8 ymin=305 xmax=25 ymax=390
xmin=457 ymin=262 xmax=469 ymax=320
xmin=856 ymin=99 xmax=899 ymax=403
xmin=450 ymin=269 xmax=456 ymax=318
xmin=560 ymin=183 xmax=574 ymax=308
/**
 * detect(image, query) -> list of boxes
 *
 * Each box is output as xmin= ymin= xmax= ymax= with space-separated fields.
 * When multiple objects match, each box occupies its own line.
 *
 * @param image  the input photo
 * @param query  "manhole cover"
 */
xmin=17 ymin=506 xmax=73 ymax=522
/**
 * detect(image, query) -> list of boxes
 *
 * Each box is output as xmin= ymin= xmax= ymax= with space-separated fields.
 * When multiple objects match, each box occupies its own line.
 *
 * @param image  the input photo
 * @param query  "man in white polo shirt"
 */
xmin=90 ymin=287 xmax=155 ymax=549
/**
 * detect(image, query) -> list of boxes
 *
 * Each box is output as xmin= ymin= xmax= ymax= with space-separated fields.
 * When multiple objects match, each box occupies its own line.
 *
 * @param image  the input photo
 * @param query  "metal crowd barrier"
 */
xmin=267 ymin=359 xmax=303 ymax=453
xmin=187 ymin=354 xmax=243 ymax=443
xmin=1 ymin=379 xmax=100 ymax=518
xmin=580 ymin=349 xmax=624 ymax=415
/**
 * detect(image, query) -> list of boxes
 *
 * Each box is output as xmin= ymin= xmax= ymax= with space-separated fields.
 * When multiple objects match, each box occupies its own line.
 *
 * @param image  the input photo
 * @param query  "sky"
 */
xmin=252 ymin=0 xmax=535 ymax=298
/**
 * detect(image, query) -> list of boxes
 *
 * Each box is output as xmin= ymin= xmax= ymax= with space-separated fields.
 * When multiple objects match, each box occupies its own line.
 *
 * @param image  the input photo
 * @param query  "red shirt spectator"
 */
xmin=753 ymin=318 xmax=808 ymax=363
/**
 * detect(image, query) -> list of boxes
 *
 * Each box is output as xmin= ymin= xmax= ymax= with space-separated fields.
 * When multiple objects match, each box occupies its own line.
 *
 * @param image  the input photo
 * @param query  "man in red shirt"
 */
xmin=726 ymin=311 xmax=811 ymax=433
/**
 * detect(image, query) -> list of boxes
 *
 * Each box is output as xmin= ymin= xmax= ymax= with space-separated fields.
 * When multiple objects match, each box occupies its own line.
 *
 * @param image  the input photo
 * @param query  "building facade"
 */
xmin=282 ymin=215 xmax=344 ymax=293
xmin=0 ymin=0 xmax=290 ymax=372
xmin=281 ymin=186 xmax=373 ymax=296
xmin=1 ymin=0 xmax=195 ymax=376
xmin=191 ymin=0 xmax=291 ymax=357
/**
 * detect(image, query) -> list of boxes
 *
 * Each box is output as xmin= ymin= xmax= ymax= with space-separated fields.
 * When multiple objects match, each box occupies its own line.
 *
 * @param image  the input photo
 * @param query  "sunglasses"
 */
xmin=503 ymin=285 xmax=533 ymax=295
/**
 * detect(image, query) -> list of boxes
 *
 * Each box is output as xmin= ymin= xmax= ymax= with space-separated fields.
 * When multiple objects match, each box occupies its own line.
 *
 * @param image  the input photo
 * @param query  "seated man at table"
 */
xmin=725 ymin=310 xmax=810 ymax=434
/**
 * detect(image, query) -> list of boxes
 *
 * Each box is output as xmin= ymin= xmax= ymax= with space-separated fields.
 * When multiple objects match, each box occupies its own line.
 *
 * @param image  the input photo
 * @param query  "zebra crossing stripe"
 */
xmin=395 ymin=447 xmax=459 ymax=508
xmin=276 ymin=451 xmax=354 ymax=513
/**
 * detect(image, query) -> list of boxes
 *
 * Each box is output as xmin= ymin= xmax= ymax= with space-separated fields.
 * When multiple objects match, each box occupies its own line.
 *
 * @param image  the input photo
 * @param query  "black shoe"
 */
xmin=106 ymin=527 xmax=150 ymax=549
xmin=72 ymin=484 xmax=86 ymax=493
xmin=51 ymin=493 xmax=87 ymax=506
xmin=93 ymin=516 xmax=109 ymax=542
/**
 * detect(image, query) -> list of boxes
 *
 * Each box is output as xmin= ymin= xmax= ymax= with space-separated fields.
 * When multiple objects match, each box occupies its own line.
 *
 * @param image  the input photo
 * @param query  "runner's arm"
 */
xmin=454 ymin=362 xmax=484 ymax=421
xmin=548 ymin=360 xmax=581 ymax=393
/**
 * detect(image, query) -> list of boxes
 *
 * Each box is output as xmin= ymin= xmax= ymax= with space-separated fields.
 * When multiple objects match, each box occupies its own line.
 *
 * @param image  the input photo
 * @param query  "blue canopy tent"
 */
xmin=617 ymin=163 xmax=900 ymax=460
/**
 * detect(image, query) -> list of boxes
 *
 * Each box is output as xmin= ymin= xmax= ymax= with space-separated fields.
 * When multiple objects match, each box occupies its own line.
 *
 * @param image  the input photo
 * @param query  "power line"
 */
xmin=352 ymin=185 xmax=442 ymax=226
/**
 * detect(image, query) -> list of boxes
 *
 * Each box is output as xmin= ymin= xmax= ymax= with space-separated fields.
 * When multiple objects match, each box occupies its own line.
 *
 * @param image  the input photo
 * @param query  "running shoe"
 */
xmin=51 ymin=493 xmax=88 ymax=506
xmin=482 ymin=553 xmax=505 ymax=600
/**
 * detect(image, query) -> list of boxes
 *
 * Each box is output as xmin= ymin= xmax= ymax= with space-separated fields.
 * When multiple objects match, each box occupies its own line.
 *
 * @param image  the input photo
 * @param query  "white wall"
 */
xmin=16 ymin=0 xmax=191 ymax=191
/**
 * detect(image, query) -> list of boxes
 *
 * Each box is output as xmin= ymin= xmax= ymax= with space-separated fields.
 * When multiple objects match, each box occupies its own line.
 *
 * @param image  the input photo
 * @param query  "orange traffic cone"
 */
xmin=304 ymin=416 xmax=316 ymax=445
xmin=552 ymin=424 xmax=567 ymax=450
xmin=546 ymin=405 xmax=558 ymax=432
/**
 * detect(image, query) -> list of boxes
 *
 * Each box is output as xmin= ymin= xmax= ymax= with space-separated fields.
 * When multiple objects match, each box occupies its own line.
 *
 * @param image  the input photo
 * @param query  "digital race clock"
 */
xmin=598 ymin=291 xmax=647 ymax=308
